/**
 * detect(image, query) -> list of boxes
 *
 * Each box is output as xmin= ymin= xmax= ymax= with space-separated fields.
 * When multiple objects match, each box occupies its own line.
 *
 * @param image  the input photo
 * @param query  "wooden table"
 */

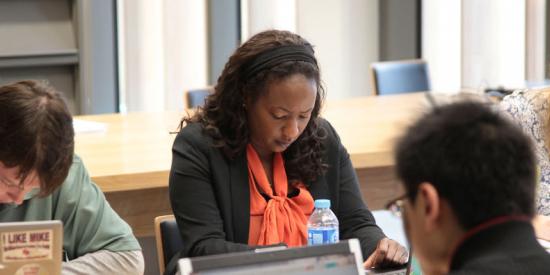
xmin=75 ymin=92 xmax=428 ymax=236
xmin=323 ymin=92 xmax=427 ymax=168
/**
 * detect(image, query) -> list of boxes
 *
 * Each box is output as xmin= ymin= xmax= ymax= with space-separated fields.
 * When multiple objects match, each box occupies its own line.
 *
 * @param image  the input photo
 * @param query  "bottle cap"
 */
xmin=314 ymin=199 xmax=331 ymax=209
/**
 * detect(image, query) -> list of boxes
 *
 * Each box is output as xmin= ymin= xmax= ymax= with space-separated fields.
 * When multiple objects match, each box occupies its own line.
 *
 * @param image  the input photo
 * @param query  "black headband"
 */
xmin=243 ymin=45 xmax=317 ymax=79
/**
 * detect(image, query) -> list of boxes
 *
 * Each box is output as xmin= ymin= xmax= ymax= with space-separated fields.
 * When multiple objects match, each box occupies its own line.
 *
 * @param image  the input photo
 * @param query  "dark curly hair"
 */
xmin=183 ymin=30 xmax=327 ymax=184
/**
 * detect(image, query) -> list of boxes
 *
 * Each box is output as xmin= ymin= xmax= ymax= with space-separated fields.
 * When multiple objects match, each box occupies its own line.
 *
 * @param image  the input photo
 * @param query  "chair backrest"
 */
xmin=154 ymin=215 xmax=184 ymax=275
xmin=370 ymin=59 xmax=430 ymax=95
xmin=185 ymin=88 xmax=212 ymax=109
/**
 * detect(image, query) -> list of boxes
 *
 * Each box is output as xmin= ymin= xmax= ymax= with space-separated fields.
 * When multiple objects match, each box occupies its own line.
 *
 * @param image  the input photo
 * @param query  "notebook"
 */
xmin=178 ymin=239 xmax=364 ymax=275
xmin=0 ymin=221 xmax=62 ymax=275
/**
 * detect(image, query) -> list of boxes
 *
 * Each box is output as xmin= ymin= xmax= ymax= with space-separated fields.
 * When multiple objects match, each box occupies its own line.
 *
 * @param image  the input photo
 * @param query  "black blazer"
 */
xmin=166 ymin=119 xmax=385 ymax=273
xmin=449 ymin=220 xmax=550 ymax=274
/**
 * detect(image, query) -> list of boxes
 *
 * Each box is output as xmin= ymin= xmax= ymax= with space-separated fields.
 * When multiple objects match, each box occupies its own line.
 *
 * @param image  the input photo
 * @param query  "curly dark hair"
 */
xmin=183 ymin=30 xmax=327 ymax=184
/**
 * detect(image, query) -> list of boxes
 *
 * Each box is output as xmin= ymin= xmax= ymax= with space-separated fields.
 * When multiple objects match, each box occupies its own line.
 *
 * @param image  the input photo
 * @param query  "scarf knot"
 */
xmin=246 ymin=144 xmax=314 ymax=246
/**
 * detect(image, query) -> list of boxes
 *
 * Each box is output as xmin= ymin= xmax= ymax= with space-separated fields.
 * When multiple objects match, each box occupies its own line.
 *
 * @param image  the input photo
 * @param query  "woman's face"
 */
xmin=247 ymin=74 xmax=317 ymax=159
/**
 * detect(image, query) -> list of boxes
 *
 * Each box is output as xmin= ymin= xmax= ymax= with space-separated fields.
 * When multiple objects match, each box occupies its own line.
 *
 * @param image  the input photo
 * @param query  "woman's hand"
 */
xmin=363 ymin=238 xmax=408 ymax=269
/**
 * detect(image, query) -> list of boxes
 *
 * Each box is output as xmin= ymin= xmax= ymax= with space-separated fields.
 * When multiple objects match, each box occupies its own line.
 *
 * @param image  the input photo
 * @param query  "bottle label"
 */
xmin=307 ymin=228 xmax=339 ymax=245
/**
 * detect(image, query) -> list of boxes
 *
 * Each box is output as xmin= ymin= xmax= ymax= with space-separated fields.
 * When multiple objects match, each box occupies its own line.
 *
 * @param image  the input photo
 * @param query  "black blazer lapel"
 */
xmin=229 ymin=153 xmax=250 ymax=244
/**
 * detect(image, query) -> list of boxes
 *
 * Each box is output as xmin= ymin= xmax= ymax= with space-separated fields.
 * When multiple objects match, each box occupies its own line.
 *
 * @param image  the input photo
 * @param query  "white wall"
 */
xmin=297 ymin=0 xmax=378 ymax=99
xmin=119 ymin=0 xmax=164 ymax=112
xmin=242 ymin=0 xmax=296 ymax=39
xmin=118 ymin=0 xmax=537 ymax=112
xmin=162 ymin=0 xmax=208 ymax=110
xmin=423 ymin=0 xmax=528 ymax=92
xmin=241 ymin=0 xmax=378 ymax=99
xmin=462 ymin=0 xmax=525 ymax=89
xmin=526 ymin=0 xmax=546 ymax=82
xmin=118 ymin=0 xmax=207 ymax=112
xmin=422 ymin=0 xmax=462 ymax=93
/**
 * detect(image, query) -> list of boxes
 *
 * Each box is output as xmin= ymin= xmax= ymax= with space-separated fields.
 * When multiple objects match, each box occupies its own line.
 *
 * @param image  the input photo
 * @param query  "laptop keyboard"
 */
xmin=364 ymin=268 xmax=407 ymax=275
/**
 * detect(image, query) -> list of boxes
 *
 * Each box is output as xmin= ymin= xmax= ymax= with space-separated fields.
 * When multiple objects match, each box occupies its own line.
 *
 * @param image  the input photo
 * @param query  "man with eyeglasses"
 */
xmin=0 ymin=80 xmax=144 ymax=274
xmin=392 ymin=101 xmax=550 ymax=274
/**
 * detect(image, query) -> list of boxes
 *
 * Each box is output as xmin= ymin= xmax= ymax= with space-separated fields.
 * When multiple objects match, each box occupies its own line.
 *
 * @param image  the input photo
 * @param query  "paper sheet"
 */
xmin=73 ymin=119 xmax=107 ymax=134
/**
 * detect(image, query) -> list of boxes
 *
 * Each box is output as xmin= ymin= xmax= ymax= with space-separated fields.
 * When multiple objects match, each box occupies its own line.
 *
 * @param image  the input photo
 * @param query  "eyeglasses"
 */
xmin=385 ymin=194 xmax=408 ymax=217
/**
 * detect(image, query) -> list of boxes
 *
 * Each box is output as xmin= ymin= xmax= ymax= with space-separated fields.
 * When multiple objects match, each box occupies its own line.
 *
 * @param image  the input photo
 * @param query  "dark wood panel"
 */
xmin=105 ymin=187 xmax=172 ymax=237
xmin=104 ymin=166 xmax=403 ymax=237
xmin=356 ymin=166 xmax=404 ymax=210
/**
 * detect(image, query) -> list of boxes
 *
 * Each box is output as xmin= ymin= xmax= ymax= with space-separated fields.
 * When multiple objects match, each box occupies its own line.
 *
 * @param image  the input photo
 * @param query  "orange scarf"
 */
xmin=247 ymin=144 xmax=314 ymax=247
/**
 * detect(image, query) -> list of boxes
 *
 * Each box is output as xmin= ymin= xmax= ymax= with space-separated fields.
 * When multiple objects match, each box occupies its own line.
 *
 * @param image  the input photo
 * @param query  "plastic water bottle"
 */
xmin=308 ymin=199 xmax=339 ymax=245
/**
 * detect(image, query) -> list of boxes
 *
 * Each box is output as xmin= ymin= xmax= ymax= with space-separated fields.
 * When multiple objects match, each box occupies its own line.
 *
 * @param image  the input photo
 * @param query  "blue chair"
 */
xmin=186 ymin=88 xmax=212 ymax=108
xmin=370 ymin=59 xmax=430 ymax=95
xmin=154 ymin=215 xmax=184 ymax=275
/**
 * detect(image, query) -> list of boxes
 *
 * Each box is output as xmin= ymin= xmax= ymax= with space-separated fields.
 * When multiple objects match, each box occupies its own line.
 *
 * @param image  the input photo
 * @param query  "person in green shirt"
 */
xmin=0 ymin=80 xmax=144 ymax=274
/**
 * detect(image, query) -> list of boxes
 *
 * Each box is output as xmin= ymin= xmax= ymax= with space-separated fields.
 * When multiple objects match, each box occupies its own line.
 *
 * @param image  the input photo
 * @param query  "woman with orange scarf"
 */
xmin=167 ymin=30 xmax=407 ymax=275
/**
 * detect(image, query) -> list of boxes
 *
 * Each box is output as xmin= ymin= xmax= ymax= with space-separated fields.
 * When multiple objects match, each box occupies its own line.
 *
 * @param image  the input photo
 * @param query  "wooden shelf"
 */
xmin=0 ymin=53 xmax=78 ymax=68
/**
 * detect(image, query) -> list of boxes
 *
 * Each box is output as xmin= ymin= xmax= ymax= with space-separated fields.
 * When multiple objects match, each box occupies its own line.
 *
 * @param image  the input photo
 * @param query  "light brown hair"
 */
xmin=0 ymin=80 xmax=74 ymax=195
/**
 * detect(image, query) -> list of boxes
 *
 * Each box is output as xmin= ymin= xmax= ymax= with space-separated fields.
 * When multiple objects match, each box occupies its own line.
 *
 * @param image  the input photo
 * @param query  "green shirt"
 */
xmin=0 ymin=155 xmax=141 ymax=260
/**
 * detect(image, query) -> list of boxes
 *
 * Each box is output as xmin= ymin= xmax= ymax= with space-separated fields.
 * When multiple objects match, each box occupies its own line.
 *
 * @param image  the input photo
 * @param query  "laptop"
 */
xmin=178 ymin=239 xmax=365 ymax=275
xmin=0 ymin=221 xmax=62 ymax=275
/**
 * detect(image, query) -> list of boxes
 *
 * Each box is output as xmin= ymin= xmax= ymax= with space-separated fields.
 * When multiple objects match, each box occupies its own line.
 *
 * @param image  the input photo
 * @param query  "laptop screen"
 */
xmin=178 ymin=239 xmax=364 ymax=275
xmin=0 ymin=220 xmax=62 ymax=275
